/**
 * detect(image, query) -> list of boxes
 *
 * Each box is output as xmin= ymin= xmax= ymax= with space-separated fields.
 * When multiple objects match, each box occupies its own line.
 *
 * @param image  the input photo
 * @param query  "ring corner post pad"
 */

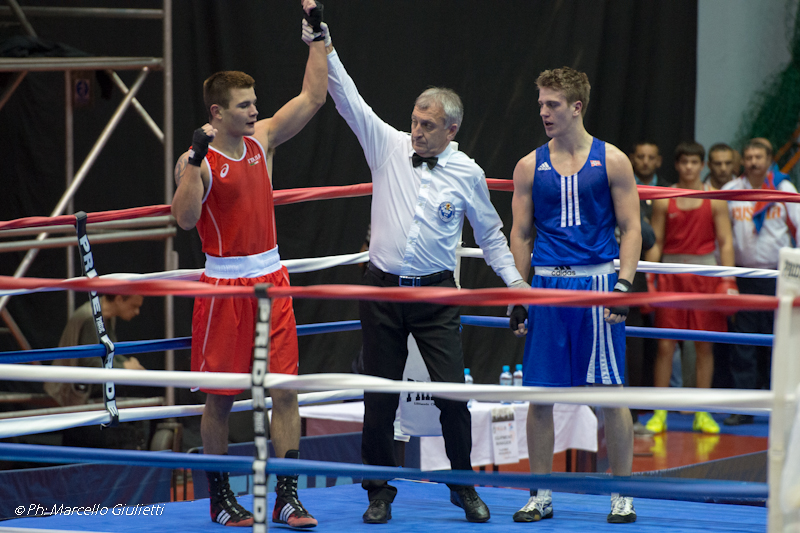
xmin=251 ymin=283 xmax=273 ymax=532
xmin=768 ymin=246 xmax=800 ymax=531
xmin=74 ymin=210 xmax=120 ymax=428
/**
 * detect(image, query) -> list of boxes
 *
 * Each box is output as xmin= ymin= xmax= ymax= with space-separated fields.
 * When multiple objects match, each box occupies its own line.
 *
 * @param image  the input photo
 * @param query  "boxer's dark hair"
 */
xmin=203 ymin=71 xmax=256 ymax=121
xmin=674 ymin=141 xmax=705 ymax=162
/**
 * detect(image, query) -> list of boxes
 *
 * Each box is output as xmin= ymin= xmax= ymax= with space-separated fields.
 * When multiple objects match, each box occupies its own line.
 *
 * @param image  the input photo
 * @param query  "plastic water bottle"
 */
xmin=513 ymin=364 xmax=524 ymax=386
xmin=500 ymin=365 xmax=513 ymax=404
xmin=513 ymin=364 xmax=524 ymax=403
xmin=464 ymin=368 xmax=474 ymax=409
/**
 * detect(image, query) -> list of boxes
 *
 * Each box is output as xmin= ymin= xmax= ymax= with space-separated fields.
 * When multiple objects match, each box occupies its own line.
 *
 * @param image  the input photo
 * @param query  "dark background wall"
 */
xmin=0 ymin=0 xmax=696 ymax=393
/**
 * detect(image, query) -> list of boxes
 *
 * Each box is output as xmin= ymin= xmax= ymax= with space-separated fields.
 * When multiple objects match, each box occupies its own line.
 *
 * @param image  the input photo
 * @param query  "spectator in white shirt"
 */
xmin=721 ymin=138 xmax=800 ymax=425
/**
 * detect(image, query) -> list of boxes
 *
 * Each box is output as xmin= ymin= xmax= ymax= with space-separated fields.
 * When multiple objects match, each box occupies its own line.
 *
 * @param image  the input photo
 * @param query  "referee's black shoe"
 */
xmin=450 ymin=487 xmax=490 ymax=522
xmin=362 ymin=499 xmax=391 ymax=524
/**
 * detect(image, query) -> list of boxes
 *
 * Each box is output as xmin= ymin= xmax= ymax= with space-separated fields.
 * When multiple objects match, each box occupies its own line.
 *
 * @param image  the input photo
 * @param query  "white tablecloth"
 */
xmin=299 ymin=401 xmax=597 ymax=471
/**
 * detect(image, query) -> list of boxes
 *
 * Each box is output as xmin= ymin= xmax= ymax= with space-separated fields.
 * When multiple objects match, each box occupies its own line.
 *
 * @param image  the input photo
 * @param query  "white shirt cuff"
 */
xmin=499 ymin=266 xmax=524 ymax=287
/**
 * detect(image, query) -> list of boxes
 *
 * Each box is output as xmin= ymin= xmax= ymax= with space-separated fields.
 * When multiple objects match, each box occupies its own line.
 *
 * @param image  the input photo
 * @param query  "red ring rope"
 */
xmin=0 ymin=183 xmax=797 ymax=231
xmin=0 ymin=274 xmax=784 ymax=312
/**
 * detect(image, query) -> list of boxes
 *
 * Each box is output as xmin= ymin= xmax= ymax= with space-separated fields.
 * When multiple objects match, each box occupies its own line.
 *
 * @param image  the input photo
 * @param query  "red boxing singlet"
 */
xmin=662 ymin=198 xmax=716 ymax=256
xmin=196 ymin=136 xmax=276 ymax=257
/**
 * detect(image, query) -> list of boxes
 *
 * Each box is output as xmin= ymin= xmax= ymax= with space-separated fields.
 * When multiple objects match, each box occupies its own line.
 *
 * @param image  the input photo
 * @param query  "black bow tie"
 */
xmin=412 ymin=153 xmax=438 ymax=170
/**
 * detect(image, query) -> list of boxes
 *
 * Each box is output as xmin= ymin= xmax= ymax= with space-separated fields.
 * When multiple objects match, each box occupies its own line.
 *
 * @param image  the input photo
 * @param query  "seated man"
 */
xmin=45 ymin=293 xmax=145 ymax=407
xmin=45 ymin=294 xmax=147 ymax=450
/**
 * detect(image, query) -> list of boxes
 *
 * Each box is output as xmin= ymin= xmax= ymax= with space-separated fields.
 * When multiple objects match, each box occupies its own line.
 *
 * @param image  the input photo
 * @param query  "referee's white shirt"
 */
xmin=327 ymin=50 xmax=521 ymax=285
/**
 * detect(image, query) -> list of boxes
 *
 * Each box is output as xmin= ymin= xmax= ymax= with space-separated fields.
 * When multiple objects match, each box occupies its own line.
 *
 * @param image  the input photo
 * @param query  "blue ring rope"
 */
xmin=459 ymin=315 xmax=773 ymax=346
xmin=297 ymin=320 xmax=362 ymax=335
xmin=0 ymin=442 xmax=766 ymax=502
xmin=0 ymin=338 xmax=192 ymax=364
xmin=0 ymin=317 xmax=771 ymax=364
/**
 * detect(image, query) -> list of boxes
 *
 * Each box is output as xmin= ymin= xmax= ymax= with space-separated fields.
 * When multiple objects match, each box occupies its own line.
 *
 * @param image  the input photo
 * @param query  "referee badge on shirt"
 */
xmin=438 ymin=201 xmax=456 ymax=223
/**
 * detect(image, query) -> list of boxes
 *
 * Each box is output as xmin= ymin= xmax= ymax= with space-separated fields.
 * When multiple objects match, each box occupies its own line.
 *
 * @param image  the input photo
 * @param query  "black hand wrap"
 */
xmin=304 ymin=2 xmax=324 ymax=38
xmin=509 ymin=305 xmax=528 ymax=332
xmin=188 ymin=128 xmax=212 ymax=167
xmin=608 ymin=278 xmax=632 ymax=318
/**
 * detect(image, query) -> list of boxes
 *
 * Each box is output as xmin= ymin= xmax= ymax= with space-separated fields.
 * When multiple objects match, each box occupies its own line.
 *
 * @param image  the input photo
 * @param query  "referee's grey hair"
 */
xmin=415 ymin=87 xmax=463 ymax=130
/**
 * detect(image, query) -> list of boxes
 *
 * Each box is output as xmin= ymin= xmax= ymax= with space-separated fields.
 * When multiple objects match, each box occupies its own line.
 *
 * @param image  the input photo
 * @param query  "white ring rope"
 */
xmin=458 ymin=247 xmax=778 ymax=279
xmin=0 ymin=365 xmax=772 ymax=416
xmin=620 ymin=259 xmax=777 ymax=278
xmin=0 ymin=251 xmax=778 ymax=298
xmin=0 ymin=252 xmax=371 ymax=297
xmin=1 ymin=365 xmax=248 ymax=390
xmin=283 ymin=250 xmax=370 ymax=274
xmin=0 ymin=389 xmax=363 ymax=440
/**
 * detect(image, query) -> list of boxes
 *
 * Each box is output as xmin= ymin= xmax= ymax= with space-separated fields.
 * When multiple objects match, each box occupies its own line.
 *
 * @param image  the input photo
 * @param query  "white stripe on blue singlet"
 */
xmin=567 ymin=174 xmax=574 ymax=226
xmin=560 ymin=173 xmax=581 ymax=228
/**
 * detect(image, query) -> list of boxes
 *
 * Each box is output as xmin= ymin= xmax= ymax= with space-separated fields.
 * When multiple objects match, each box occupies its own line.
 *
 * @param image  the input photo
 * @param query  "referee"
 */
xmin=322 ymin=28 xmax=525 ymax=524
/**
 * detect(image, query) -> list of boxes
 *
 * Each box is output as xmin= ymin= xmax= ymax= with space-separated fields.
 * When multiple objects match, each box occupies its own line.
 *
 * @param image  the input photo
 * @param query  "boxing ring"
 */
xmin=0 ymin=183 xmax=799 ymax=532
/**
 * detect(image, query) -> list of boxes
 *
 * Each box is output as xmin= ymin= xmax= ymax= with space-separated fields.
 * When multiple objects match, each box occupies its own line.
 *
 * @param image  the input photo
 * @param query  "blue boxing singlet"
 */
xmin=531 ymin=137 xmax=619 ymax=266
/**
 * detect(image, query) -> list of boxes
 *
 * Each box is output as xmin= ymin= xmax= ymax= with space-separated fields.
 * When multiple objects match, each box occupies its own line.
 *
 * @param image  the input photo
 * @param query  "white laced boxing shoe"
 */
xmin=513 ymin=489 xmax=553 ymax=522
xmin=607 ymin=493 xmax=637 ymax=523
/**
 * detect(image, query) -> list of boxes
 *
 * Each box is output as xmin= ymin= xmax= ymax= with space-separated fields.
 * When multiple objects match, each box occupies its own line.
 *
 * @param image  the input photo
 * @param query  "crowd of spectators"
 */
xmin=626 ymin=138 xmax=799 ymax=433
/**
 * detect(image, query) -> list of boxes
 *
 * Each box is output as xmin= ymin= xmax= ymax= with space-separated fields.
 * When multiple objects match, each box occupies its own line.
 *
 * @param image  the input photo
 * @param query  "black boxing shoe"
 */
xmin=207 ymin=472 xmax=254 ymax=527
xmin=273 ymin=475 xmax=318 ymax=528
xmin=450 ymin=487 xmax=490 ymax=523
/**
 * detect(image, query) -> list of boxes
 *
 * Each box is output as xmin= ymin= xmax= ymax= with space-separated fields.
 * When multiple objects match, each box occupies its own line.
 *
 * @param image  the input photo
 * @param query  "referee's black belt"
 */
xmin=368 ymin=263 xmax=453 ymax=287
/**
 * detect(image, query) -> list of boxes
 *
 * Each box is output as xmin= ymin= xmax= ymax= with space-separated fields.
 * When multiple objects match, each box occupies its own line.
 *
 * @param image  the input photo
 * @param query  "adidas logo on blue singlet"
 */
xmin=537 ymin=162 xmax=552 ymax=171
xmin=552 ymin=266 xmax=577 ymax=277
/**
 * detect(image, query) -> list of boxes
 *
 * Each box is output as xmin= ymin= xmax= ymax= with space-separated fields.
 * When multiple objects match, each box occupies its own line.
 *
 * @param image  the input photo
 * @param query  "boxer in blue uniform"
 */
xmin=508 ymin=67 xmax=642 ymax=524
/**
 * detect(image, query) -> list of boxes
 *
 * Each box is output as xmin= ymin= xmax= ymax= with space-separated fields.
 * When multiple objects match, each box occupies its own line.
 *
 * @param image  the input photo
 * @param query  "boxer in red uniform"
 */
xmin=171 ymin=2 xmax=328 ymax=527
xmin=644 ymin=141 xmax=735 ymax=435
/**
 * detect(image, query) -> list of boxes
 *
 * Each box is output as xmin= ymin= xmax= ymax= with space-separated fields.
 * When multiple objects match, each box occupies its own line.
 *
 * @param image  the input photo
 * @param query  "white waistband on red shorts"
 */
xmin=534 ymin=261 xmax=615 ymax=277
xmin=661 ymin=252 xmax=716 ymax=266
xmin=204 ymin=246 xmax=282 ymax=279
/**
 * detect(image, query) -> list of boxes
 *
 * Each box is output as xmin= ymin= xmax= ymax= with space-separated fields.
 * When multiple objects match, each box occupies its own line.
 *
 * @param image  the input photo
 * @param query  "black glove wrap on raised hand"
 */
xmin=509 ymin=305 xmax=528 ymax=331
xmin=304 ymin=2 xmax=324 ymax=39
xmin=188 ymin=128 xmax=212 ymax=167
xmin=608 ymin=278 xmax=632 ymax=318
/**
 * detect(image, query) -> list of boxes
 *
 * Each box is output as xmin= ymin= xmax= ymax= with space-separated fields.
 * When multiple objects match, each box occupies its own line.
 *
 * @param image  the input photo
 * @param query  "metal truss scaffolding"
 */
xmin=0 ymin=1 xmax=176 ymax=405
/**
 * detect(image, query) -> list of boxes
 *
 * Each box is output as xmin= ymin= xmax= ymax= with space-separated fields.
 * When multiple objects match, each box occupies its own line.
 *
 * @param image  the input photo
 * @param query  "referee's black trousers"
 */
xmin=359 ymin=267 xmax=472 ymax=502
